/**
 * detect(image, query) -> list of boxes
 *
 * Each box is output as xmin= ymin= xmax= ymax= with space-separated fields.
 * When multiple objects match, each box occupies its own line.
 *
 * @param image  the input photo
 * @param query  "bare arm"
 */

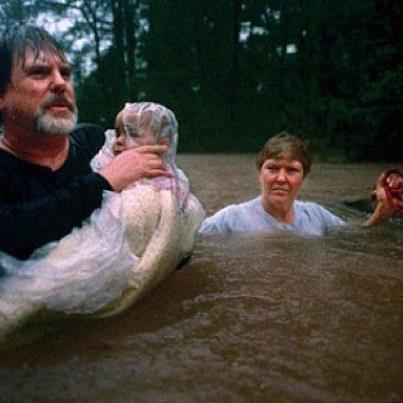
xmin=361 ymin=170 xmax=401 ymax=227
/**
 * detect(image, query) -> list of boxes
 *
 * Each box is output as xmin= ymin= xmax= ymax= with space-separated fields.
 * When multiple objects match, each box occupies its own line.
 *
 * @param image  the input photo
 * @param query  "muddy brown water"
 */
xmin=1 ymin=155 xmax=402 ymax=403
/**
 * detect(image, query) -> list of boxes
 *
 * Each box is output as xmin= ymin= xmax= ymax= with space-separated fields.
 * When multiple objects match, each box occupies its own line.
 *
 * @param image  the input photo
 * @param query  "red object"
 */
xmin=372 ymin=169 xmax=403 ymax=215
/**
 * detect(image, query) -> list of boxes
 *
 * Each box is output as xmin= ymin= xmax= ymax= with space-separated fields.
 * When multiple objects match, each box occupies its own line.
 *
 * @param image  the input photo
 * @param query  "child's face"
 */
xmin=113 ymin=110 xmax=170 ymax=155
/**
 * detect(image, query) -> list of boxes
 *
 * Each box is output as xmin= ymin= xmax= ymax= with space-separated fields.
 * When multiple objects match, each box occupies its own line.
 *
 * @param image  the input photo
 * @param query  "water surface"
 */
xmin=1 ymin=155 xmax=402 ymax=402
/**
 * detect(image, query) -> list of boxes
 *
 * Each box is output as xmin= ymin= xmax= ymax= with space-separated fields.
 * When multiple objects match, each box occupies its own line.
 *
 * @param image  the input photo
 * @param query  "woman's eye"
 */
xmin=288 ymin=168 xmax=302 ymax=174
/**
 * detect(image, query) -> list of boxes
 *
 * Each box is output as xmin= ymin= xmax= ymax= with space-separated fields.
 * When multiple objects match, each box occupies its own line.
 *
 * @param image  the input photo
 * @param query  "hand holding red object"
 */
xmin=371 ymin=169 xmax=403 ymax=216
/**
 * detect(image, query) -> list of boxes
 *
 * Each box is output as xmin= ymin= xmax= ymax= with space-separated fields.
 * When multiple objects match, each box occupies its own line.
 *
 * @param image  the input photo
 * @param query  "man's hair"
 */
xmin=256 ymin=131 xmax=313 ymax=177
xmin=0 ymin=24 xmax=67 ymax=97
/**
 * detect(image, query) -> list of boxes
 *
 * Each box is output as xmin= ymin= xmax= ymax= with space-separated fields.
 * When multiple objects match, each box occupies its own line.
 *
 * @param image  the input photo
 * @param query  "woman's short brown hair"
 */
xmin=256 ymin=131 xmax=313 ymax=177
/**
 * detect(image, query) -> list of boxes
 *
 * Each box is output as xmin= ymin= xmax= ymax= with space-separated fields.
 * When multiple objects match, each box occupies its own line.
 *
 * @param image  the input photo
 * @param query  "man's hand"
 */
xmin=100 ymin=144 xmax=170 ymax=192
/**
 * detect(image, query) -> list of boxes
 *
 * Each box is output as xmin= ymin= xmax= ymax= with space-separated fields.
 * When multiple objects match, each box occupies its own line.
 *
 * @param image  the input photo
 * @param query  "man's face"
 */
xmin=0 ymin=49 xmax=77 ymax=136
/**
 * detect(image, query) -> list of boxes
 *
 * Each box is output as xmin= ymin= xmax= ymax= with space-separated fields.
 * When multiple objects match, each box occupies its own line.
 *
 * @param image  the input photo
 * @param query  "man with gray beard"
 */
xmin=0 ymin=25 xmax=169 ymax=259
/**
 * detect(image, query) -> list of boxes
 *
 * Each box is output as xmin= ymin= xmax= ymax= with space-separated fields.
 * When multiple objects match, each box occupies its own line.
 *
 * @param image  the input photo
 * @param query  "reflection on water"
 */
xmin=0 ymin=155 xmax=402 ymax=402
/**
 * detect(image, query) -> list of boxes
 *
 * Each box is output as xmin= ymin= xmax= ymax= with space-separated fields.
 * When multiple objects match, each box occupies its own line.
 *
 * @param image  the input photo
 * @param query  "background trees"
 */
xmin=1 ymin=0 xmax=402 ymax=160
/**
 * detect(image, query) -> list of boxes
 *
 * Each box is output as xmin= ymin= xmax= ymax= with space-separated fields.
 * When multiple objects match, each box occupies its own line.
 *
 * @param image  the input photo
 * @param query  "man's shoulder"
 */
xmin=70 ymin=123 xmax=105 ymax=152
xmin=0 ymin=147 xmax=29 ymax=175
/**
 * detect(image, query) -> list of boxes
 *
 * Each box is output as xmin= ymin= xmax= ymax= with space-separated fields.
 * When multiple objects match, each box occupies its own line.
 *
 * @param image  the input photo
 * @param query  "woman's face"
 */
xmin=259 ymin=157 xmax=305 ymax=210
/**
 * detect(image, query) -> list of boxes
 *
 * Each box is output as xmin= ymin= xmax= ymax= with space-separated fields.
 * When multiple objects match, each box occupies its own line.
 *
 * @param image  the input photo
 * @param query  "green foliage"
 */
xmin=1 ymin=0 xmax=401 ymax=160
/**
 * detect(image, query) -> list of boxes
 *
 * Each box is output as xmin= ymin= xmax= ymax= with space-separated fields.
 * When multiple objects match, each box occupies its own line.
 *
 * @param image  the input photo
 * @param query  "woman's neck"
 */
xmin=0 ymin=131 xmax=69 ymax=171
xmin=261 ymin=197 xmax=295 ymax=224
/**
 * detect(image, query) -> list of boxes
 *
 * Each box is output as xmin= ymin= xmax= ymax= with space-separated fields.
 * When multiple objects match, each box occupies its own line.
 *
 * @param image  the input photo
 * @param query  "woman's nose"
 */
xmin=276 ymin=169 xmax=287 ymax=182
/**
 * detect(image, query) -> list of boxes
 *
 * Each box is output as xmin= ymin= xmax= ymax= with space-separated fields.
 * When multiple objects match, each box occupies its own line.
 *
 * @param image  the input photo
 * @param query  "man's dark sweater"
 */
xmin=0 ymin=124 xmax=111 ymax=259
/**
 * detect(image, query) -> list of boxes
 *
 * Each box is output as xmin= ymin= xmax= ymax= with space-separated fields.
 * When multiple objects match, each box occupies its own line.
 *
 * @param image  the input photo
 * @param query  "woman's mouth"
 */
xmin=272 ymin=188 xmax=288 ymax=193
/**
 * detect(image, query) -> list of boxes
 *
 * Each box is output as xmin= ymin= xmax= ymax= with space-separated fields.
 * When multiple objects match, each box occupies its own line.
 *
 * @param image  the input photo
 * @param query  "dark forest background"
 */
xmin=1 ymin=0 xmax=402 ymax=160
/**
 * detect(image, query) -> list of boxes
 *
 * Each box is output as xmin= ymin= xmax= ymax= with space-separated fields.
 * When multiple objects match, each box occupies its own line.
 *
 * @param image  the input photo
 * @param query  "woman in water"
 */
xmin=200 ymin=132 xmax=400 ymax=235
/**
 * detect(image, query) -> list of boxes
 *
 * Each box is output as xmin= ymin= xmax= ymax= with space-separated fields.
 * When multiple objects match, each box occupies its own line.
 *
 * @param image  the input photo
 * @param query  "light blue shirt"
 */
xmin=200 ymin=197 xmax=345 ymax=236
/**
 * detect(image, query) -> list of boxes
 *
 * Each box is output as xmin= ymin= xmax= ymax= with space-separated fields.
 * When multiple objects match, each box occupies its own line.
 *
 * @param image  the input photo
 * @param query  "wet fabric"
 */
xmin=200 ymin=197 xmax=345 ymax=235
xmin=0 ymin=191 xmax=136 ymax=314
